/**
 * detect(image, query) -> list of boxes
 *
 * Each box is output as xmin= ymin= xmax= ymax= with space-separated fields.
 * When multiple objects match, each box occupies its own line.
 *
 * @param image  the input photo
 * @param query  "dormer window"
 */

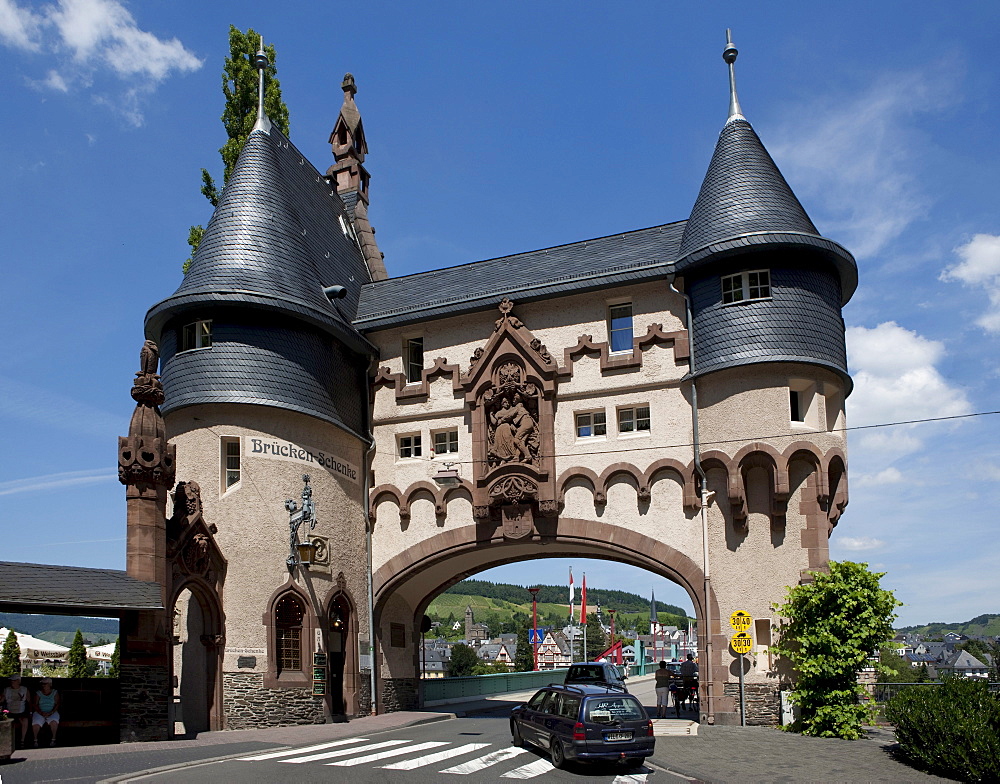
xmin=180 ymin=320 xmax=212 ymax=351
xmin=721 ymin=270 xmax=771 ymax=304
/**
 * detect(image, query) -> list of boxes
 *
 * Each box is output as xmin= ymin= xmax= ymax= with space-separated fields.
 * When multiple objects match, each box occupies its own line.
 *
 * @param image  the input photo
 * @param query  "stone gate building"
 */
xmin=127 ymin=36 xmax=855 ymax=734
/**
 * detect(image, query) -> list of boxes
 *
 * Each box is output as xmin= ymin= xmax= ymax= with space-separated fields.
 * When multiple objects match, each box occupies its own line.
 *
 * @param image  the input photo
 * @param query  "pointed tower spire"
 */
xmin=252 ymin=37 xmax=271 ymax=134
xmin=327 ymin=74 xmax=387 ymax=281
xmin=723 ymin=29 xmax=743 ymax=121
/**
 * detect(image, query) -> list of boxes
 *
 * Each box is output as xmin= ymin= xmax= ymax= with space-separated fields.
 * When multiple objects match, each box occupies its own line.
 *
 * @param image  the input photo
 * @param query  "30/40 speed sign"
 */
xmin=730 ymin=632 xmax=753 ymax=655
xmin=729 ymin=610 xmax=752 ymax=632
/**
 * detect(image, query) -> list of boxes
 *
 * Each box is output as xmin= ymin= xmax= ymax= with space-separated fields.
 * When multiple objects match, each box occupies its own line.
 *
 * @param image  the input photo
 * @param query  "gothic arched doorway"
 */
xmin=170 ymin=582 xmax=223 ymax=736
xmin=327 ymin=591 xmax=355 ymax=716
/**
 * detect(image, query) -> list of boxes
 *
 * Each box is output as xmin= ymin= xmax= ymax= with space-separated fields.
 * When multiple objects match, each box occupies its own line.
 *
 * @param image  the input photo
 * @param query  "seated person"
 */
xmin=31 ymin=677 xmax=60 ymax=747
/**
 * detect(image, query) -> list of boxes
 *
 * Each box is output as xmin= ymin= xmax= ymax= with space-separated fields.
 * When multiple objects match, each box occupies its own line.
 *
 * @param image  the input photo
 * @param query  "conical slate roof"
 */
xmin=678 ymin=117 xmax=818 ymax=259
xmin=676 ymin=116 xmax=857 ymax=301
xmin=146 ymin=123 xmax=374 ymax=356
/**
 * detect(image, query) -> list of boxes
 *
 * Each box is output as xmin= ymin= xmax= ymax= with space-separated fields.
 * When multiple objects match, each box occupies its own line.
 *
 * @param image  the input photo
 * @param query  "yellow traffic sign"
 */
xmin=729 ymin=610 xmax=753 ymax=632
xmin=730 ymin=631 xmax=753 ymax=655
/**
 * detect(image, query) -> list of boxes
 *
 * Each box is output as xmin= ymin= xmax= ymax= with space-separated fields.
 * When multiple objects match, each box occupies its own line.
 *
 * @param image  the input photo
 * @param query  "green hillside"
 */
xmin=0 ymin=613 xmax=119 ymax=644
xmin=896 ymin=613 xmax=1000 ymax=638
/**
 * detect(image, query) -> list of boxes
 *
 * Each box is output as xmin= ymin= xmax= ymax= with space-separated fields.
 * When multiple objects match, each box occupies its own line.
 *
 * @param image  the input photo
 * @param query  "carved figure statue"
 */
xmin=140 ymin=340 xmax=159 ymax=376
xmin=285 ymin=474 xmax=317 ymax=568
xmin=485 ymin=364 xmax=540 ymax=467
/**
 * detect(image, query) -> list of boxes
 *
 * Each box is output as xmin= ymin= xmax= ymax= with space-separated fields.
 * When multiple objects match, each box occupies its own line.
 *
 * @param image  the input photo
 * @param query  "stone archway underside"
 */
xmin=374 ymin=518 xmax=730 ymax=721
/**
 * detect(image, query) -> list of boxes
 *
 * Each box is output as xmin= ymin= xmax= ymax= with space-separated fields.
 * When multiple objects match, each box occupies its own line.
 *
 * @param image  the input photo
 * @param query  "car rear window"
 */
xmin=584 ymin=696 xmax=644 ymax=723
xmin=569 ymin=666 xmax=606 ymax=682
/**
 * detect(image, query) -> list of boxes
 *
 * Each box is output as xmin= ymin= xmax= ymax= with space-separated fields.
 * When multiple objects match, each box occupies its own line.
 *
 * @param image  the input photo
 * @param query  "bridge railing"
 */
xmin=423 ymin=668 xmax=569 ymax=704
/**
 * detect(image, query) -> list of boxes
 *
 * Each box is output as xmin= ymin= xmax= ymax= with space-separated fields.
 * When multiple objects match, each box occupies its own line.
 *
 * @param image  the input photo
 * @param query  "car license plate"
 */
xmin=604 ymin=731 xmax=633 ymax=742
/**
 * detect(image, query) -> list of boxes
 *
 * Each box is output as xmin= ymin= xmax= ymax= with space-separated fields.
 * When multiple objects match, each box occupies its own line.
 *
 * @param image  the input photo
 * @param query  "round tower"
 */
xmin=144 ymin=50 xmax=377 ymax=728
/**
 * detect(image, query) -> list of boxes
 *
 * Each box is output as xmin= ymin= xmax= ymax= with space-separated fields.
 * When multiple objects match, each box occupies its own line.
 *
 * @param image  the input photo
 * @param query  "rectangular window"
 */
xmin=618 ymin=406 xmax=651 ymax=434
xmin=790 ymin=390 xmax=803 ymax=422
xmin=404 ymin=337 xmax=424 ymax=383
xmin=222 ymin=437 xmax=240 ymax=491
xmin=576 ymin=411 xmax=607 ymax=438
xmin=721 ymin=270 xmax=771 ymax=304
xmin=180 ymin=319 xmax=212 ymax=351
xmin=433 ymin=430 xmax=459 ymax=455
xmin=398 ymin=434 xmax=422 ymax=459
xmin=608 ymin=302 xmax=633 ymax=353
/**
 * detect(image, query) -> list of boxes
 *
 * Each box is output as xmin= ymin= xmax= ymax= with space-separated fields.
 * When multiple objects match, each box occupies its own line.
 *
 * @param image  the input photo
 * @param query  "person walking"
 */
xmin=654 ymin=660 xmax=672 ymax=718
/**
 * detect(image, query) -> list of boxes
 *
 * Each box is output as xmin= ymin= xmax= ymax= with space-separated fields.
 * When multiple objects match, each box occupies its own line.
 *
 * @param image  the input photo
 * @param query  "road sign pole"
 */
xmin=739 ymin=653 xmax=745 ymax=726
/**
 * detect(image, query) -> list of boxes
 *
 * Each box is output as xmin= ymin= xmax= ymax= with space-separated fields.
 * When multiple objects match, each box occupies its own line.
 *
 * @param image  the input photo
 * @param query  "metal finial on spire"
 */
xmin=723 ymin=28 xmax=744 ymax=121
xmin=252 ymin=36 xmax=271 ymax=133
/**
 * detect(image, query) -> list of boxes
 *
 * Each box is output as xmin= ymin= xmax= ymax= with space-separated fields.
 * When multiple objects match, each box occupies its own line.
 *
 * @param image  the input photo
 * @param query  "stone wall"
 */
xmin=223 ymin=672 xmax=325 ymax=729
xmin=381 ymin=677 xmax=418 ymax=712
xmin=120 ymin=663 xmax=169 ymax=742
xmin=358 ymin=669 xmax=372 ymax=716
xmin=723 ymin=682 xmax=780 ymax=726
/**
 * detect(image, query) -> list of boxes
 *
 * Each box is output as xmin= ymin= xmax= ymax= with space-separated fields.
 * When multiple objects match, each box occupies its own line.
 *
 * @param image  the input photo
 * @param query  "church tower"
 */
xmin=144 ymin=45 xmax=377 ymax=727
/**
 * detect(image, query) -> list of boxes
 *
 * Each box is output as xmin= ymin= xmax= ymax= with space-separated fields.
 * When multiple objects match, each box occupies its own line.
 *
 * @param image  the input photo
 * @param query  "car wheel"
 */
xmin=550 ymin=738 xmax=567 ymax=769
xmin=510 ymin=720 xmax=523 ymax=747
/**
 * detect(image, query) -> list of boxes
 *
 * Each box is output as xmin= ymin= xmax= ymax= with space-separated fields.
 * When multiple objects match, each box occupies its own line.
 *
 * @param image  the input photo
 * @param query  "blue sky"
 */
xmin=0 ymin=1 xmax=998 ymax=627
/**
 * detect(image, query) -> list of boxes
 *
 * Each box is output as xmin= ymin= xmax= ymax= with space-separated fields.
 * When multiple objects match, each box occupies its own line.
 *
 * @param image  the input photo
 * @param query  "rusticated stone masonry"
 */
xmin=223 ymin=673 xmax=325 ymax=729
xmin=381 ymin=677 xmax=418 ymax=712
xmin=358 ymin=669 xmax=372 ymax=716
xmin=120 ymin=663 xmax=169 ymax=742
xmin=723 ymin=682 xmax=781 ymax=726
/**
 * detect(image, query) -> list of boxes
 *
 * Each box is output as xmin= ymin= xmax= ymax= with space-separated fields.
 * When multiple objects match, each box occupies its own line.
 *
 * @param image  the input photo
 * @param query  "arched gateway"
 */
xmin=128 ymin=37 xmax=855 ymax=735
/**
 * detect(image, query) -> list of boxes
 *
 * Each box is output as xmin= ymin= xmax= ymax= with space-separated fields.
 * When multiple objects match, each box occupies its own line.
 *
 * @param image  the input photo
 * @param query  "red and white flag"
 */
xmin=579 ymin=573 xmax=587 ymax=624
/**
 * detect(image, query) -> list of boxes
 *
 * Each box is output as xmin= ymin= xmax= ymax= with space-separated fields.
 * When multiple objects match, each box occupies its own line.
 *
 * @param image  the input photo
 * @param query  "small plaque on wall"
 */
xmin=314 ymin=652 xmax=327 ymax=667
xmin=237 ymin=656 xmax=256 ymax=669
xmin=312 ymin=682 xmax=326 ymax=696
xmin=313 ymin=666 xmax=326 ymax=681
xmin=390 ymin=623 xmax=405 ymax=648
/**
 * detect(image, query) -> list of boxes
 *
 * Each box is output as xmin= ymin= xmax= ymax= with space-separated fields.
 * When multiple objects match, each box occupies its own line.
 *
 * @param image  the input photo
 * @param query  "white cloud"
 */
xmin=836 ymin=536 xmax=885 ymax=552
xmin=941 ymin=234 xmax=1000 ymax=332
xmin=846 ymin=321 xmax=971 ymax=455
xmin=771 ymin=67 xmax=954 ymax=260
xmin=854 ymin=467 xmax=904 ymax=487
xmin=0 ymin=0 xmax=42 ymax=51
xmin=0 ymin=0 xmax=201 ymax=124
xmin=0 ymin=469 xmax=116 ymax=496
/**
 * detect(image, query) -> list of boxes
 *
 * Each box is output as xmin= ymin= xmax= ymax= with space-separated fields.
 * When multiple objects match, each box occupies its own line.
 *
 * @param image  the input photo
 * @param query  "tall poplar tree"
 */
xmin=68 ymin=629 xmax=89 ymax=678
xmin=109 ymin=638 xmax=120 ymax=679
xmin=185 ymin=26 xmax=290 ymax=272
xmin=0 ymin=629 xmax=20 ymax=677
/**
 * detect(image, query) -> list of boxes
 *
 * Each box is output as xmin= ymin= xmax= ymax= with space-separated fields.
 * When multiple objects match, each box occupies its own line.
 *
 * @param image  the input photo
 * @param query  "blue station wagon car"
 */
xmin=510 ymin=684 xmax=654 ymax=768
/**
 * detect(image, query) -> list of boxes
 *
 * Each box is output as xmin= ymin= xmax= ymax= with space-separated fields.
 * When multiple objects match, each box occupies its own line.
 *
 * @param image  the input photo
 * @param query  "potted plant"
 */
xmin=0 ymin=708 xmax=14 ymax=760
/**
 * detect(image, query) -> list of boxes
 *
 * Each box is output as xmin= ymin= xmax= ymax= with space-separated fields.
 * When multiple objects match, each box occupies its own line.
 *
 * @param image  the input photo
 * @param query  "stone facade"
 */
xmin=724 ymin=682 xmax=781 ymax=726
xmin=119 ymin=662 xmax=169 ymax=742
xmin=223 ymin=673 xmax=325 ymax=729
xmin=381 ymin=677 xmax=418 ymax=712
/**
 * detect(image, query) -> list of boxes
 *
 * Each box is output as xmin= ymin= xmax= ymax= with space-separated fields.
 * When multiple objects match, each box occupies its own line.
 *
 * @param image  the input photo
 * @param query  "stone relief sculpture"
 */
xmin=484 ymin=363 xmax=540 ymax=467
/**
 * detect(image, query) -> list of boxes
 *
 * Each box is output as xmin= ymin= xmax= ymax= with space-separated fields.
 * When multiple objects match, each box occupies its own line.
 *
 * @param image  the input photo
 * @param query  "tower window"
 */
xmin=433 ymin=430 xmax=459 ymax=455
xmin=721 ymin=270 xmax=771 ymax=304
xmin=180 ymin=320 xmax=212 ymax=351
xmin=398 ymin=434 xmax=422 ymax=459
xmin=404 ymin=337 xmax=424 ymax=383
xmin=608 ymin=302 xmax=633 ymax=353
xmin=575 ymin=411 xmax=607 ymax=438
xmin=618 ymin=406 xmax=651 ymax=434
xmin=222 ymin=437 xmax=240 ymax=492
xmin=789 ymin=380 xmax=817 ymax=427
xmin=275 ymin=595 xmax=305 ymax=674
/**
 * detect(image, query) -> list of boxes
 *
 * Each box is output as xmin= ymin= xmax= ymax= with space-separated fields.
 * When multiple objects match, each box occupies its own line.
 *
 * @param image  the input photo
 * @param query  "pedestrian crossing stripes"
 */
xmin=237 ymin=736 xmax=650 ymax=779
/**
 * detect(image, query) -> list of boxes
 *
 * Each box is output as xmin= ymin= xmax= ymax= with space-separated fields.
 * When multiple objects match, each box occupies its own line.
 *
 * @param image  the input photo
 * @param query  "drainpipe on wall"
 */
xmin=364 ymin=358 xmax=378 ymax=715
xmin=668 ymin=274 xmax=715 ymax=725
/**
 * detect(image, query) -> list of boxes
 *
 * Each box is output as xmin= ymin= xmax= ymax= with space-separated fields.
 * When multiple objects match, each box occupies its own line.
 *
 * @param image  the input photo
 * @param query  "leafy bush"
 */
xmin=886 ymin=678 xmax=1000 ymax=782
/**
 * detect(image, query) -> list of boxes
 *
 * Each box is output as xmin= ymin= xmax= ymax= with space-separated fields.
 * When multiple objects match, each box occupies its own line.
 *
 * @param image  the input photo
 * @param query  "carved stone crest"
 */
xmin=463 ymin=299 xmax=559 ymax=536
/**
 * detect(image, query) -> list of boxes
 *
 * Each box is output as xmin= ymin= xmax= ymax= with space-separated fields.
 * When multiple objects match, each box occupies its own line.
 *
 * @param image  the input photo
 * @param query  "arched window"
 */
xmin=275 ymin=595 xmax=305 ymax=674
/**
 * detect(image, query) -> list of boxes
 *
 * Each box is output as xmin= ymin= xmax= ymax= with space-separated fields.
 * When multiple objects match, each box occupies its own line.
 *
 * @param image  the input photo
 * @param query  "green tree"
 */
xmin=68 ymin=629 xmax=89 ymax=678
xmin=585 ymin=615 xmax=607 ymax=661
xmin=0 ymin=628 xmax=21 ymax=677
xmin=772 ymin=561 xmax=900 ymax=739
xmin=448 ymin=643 xmax=479 ymax=677
xmin=514 ymin=623 xmax=534 ymax=671
xmin=877 ymin=645 xmax=912 ymax=683
xmin=109 ymin=638 xmax=120 ymax=679
xmin=185 ymin=26 xmax=290 ymax=273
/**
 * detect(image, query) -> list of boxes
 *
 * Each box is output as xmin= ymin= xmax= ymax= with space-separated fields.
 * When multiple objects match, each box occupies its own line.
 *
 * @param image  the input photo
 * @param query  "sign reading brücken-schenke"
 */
xmin=244 ymin=436 xmax=360 ymax=484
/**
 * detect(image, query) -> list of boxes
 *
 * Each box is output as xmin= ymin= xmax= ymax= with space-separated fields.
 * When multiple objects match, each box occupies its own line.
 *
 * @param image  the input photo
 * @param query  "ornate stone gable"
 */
xmin=167 ymin=481 xmax=227 ymax=594
xmin=462 ymin=299 xmax=558 ymax=535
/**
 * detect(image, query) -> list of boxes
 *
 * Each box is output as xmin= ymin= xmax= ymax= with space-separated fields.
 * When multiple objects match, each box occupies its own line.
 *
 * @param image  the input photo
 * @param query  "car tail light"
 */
xmin=646 ymin=719 xmax=654 ymax=737
xmin=573 ymin=722 xmax=586 ymax=740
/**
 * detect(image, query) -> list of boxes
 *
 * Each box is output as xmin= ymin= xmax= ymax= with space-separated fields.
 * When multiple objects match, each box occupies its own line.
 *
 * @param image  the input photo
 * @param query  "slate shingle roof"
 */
xmin=0 ymin=562 xmax=162 ymax=612
xmin=355 ymin=223 xmax=685 ymax=330
xmin=146 ymin=124 xmax=374 ymax=357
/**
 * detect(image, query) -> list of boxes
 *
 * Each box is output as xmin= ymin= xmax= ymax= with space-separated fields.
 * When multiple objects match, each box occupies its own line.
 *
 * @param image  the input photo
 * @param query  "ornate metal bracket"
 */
xmin=285 ymin=474 xmax=317 ymax=569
